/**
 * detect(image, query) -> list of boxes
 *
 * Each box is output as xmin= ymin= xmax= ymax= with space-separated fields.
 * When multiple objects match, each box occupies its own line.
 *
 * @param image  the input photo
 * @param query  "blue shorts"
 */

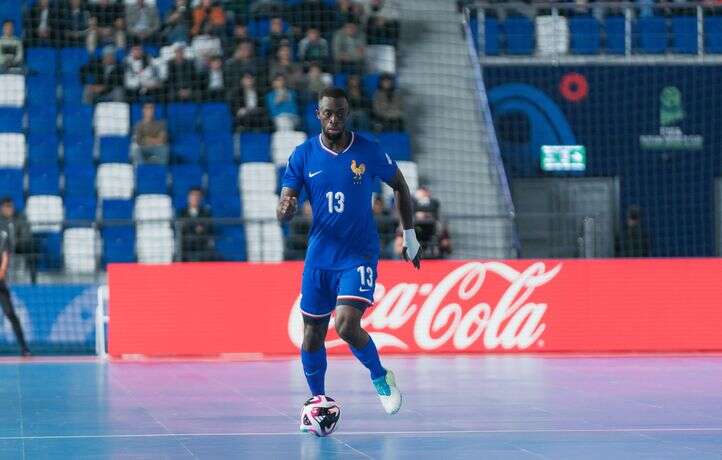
xmin=300 ymin=264 xmax=378 ymax=320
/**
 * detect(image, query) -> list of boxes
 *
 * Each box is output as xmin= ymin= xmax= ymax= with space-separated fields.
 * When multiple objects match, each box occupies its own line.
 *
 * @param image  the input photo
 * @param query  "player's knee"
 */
xmin=302 ymin=324 xmax=326 ymax=351
xmin=335 ymin=317 xmax=359 ymax=343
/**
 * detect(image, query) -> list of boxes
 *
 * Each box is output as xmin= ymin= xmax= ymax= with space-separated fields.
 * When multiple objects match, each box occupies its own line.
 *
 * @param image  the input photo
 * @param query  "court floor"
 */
xmin=1 ymin=354 xmax=722 ymax=459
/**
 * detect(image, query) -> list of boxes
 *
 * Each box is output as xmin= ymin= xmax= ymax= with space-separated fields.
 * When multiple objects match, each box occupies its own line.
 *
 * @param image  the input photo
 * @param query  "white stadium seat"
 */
xmin=136 ymin=225 xmax=174 ymax=264
xmin=536 ymin=15 xmax=569 ymax=55
xmin=26 ymin=195 xmax=64 ymax=233
xmin=271 ymin=131 xmax=307 ymax=165
xmin=383 ymin=160 xmax=418 ymax=203
xmin=365 ymin=45 xmax=396 ymax=74
xmin=0 ymin=133 xmax=26 ymax=168
xmin=242 ymin=192 xmax=278 ymax=220
xmin=94 ymin=102 xmax=130 ymax=136
xmin=246 ymin=223 xmax=284 ymax=262
xmin=239 ymin=162 xmax=277 ymax=194
xmin=0 ymin=75 xmax=25 ymax=107
xmin=97 ymin=163 xmax=134 ymax=199
xmin=134 ymin=194 xmax=173 ymax=226
xmin=63 ymin=228 xmax=99 ymax=274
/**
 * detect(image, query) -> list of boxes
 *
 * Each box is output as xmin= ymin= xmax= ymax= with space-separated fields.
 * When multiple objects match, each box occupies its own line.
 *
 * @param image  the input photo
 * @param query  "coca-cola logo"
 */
xmin=288 ymin=261 xmax=562 ymax=351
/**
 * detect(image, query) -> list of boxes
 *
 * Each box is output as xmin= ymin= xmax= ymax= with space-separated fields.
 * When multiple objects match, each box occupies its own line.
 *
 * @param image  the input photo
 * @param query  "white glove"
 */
xmin=402 ymin=228 xmax=421 ymax=269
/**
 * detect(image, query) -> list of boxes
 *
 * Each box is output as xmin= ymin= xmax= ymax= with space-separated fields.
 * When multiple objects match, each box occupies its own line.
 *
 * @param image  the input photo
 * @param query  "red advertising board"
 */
xmin=108 ymin=259 xmax=722 ymax=356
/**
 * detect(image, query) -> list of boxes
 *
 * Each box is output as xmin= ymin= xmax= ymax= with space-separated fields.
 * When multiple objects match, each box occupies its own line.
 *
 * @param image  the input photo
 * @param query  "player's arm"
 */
xmin=387 ymin=169 xmax=421 ymax=269
xmin=277 ymin=187 xmax=299 ymax=222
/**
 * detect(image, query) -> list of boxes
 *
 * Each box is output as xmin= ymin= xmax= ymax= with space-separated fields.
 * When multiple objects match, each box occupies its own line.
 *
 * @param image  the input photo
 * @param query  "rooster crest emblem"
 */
xmin=350 ymin=160 xmax=366 ymax=184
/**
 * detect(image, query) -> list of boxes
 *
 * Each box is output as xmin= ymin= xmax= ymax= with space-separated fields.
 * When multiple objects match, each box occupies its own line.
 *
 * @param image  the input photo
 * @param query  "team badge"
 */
xmin=350 ymin=160 xmax=366 ymax=184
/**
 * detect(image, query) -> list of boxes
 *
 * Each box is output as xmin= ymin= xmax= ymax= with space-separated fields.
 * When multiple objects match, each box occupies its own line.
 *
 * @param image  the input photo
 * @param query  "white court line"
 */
xmin=3 ymin=427 xmax=722 ymax=441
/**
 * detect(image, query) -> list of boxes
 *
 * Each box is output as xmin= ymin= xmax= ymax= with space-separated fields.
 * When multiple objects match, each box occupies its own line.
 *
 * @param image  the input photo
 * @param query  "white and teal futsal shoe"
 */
xmin=373 ymin=369 xmax=402 ymax=414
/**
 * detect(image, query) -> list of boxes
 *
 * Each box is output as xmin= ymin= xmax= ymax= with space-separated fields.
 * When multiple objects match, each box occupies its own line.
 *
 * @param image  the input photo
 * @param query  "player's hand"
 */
xmin=277 ymin=196 xmax=298 ymax=222
xmin=402 ymin=228 xmax=421 ymax=269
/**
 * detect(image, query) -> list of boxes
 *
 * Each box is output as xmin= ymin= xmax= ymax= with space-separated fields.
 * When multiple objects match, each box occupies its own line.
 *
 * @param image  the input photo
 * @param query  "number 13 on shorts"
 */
xmin=337 ymin=264 xmax=378 ymax=307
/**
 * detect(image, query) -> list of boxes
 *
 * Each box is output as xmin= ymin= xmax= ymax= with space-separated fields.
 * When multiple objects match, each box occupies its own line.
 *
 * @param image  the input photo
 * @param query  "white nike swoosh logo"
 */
xmin=309 ymin=170 xmax=323 ymax=178
xmin=359 ymin=287 xmax=371 ymax=292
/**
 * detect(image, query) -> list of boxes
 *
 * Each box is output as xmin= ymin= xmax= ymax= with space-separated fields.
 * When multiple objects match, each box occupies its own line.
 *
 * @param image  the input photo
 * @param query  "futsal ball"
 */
xmin=300 ymin=395 xmax=341 ymax=437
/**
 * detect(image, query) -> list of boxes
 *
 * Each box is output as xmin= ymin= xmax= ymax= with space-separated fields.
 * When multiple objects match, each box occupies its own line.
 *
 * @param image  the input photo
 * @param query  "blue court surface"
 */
xmin=1 ymin=354 xmax=722 ymax=459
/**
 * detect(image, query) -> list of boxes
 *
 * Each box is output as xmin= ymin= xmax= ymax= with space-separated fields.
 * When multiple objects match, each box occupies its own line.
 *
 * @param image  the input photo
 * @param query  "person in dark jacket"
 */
xmin=179 ymin=188 xmax=215 ymax=262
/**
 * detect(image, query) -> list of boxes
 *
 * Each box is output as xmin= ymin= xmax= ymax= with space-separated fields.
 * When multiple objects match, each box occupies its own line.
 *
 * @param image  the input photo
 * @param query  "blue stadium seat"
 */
xmin=102 ymin=226 xmax=136 ymax=264
xmin=214 ymin=226 xmax=246 ymax=261
xmin=204 ymin=132 xmax=235 ymax=164
xmin=171 ymin=132 xmax=202 ymax=163
xmin=0 ymin=108 xmax=23 ymax=132
xmin=167 ymin=103 xmax=199 ymax=136
xmin=61 ymin=78 xmax=84 ymax=106
xmin=378 ymin=132 xmax=411 ymax=161
xmin=36 ymin=232 xmax=62 ymax=271
xmin=64 ymin=195 xmax=97 ymax=224
xmin=171 ymin=164 xmax=203 ymax=210
xmin=240 ymin=133 xmax=271 ymax=163
xmin=605 ymin=16 xmax=626 ymax=54
xmin=208 ymin=163 xmax=238 ymax=196
xmin=63 ymin=164 xmax=96 ymax=197
xmin=157 ymin=0 xmax=175 ymax=16
xmin=200 ymin=102 xmax=232 ymax=134
xmin=28 ymin=105 xmax=58 ymax=136
xmin=304 ymin=103 xmax=321 ymax=135
xmin=484 ymin=18 xmax=500 ymax=56
xmin=27 ymin=133 xmax=59 ymax=165
xmin=136 ymin=164 xmax=168 ymax=194
xmin=333 ymin=73 xmax=348 ymax=88
xmin=28 ymin=164 xmax=61 ymax=195
xmin=26 ymin=47 xmax=57 ymax=75
xmin=209 ymin=192 xmax=241 ymax=218
xmin=63 ymin=139 xmax=94 ymax=166
xmin=705 ymin=17 xmax=722 ymax=53
xmin=504 ymin=16 xmax=534 ymax=55
xmin=59 ymin=48 xmax=90 ymax=78
xmin=102 ymin=199 xmax=133 ymax=220
xmin=99 ymin=136 xmax=131 ymax=163
xmin=248 ymin=18 xmax=270 ymax=39
xmin=63 ymin=105 xmax=94 ymax=143
xmin=130 ymin=103 xmax=166 ymax=127
xmin=0 ymin=169 xmax=24 ymax=211
xmin=27 ymin=75 xmax=57 ymax=108
xmin=362 ymin=74 xmax=380 ymax=99
xmin=671 ymin=16 xmax=697 ymax=54
xmin=569 ymin=15 xmax=601 ymax=55
xmin=636 ymin=16 xmax=667 ymax=54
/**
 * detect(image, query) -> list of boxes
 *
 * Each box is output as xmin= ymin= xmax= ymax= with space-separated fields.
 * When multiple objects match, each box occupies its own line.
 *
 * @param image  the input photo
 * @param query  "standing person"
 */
xmin=0 ymin=215 xmax=30 ymax=356
xmin=277 ymin=87 xmax=421 ymax=426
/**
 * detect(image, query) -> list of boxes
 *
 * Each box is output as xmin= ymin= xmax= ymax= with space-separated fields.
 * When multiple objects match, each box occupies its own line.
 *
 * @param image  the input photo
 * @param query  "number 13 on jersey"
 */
xmin=325 ymin=191 xmax=345 ymax=213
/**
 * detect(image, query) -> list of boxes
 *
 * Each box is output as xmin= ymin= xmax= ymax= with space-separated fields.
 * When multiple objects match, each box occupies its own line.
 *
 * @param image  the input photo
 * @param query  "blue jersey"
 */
xmin=281 ymin=132 xmax=398 ymax=270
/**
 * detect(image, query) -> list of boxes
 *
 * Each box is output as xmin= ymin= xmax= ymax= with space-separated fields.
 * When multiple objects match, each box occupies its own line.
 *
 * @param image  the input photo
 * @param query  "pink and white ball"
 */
xmin=300 ymin=395 xmax=341 ymax=437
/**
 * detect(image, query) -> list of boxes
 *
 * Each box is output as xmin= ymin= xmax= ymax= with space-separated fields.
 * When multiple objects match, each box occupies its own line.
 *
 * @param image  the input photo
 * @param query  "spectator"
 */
xmin=200 ymin=55 xmax=227 ymax=101
xmin=88 ymin=0 xmax=126 ymax=54
xmin=0 ymin=21 xmax=23 ymax=73
xmin=60 ymin=0 xmax=90 ymax=48
xmin=124 ymin=44 xmax=162 ymax=101
xmin=394 ymin=186 xmax=451 ymax=259
xmin=336 ymin=0 xmax=364 ymax=27
xmin=287 ymin=0 xmax=336 ymax=37
xmin=615 ymin=205 xmax=650 ymax=257
xmin=0 ymin=197 xmax=36 ymax=284
xmin=269 ymin=44 xmax=303 ymax=90
xmin=81 ymin=45 xmax=125 ymax=104
xmin=133 ymin=102 xmax=169 ymax=164
xmin=179 ymin=188 xmax=215 ymax=262
xmin=359 ymin=0 xmax=400 ymax=22
xmin=224 ymin=41 xmax=260 ymax=90
xmin=231 ymin=72 xmax=271 ymax=131
xmin=302 ymin=62 xmax=331 ymax=103
xmin=297 ymin=27 xmax=329 ymax=68
xmin=372 ymin=72 xmax=404 ymax=131
xmin=266 ymin=74 xmax=299 ymax=131
xmin=366 ymin=9 xmax=399 ymax=46
xmin=261 ymin=17 xmax=293 ymax=58
xmin=285 ymin=201 xmax=312 ymax=260
xmin=226 ymin=22 xmax=257 ymax=57
xmin=373 ymin=196 xmax=398 ymax=259
xmin=191 ymin=32 xmax=222 ymax=70
xmin=162 ymin=0 xmax=192 ymax=45
xmin=126 ymin=0 xmax=161 ymax=44
xmin=347 ymin=73 xmax=371 ymax=130
xmin=167 ymin=43 xmax=197 ymax=101
xmin=249 ymin=0 xmax=285 ymax=19
xmin=24 ymin=0 xmax=57 ymax=47
xmin=332 ymin=20 xmax=366 ymax=74
xmin=191 ymin=0 xmax=227 ymax=38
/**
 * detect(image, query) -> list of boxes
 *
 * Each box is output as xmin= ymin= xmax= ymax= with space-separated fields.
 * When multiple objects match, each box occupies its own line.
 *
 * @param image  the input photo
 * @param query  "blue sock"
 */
xmin=301 ymin=347 xmax=327 ymax=396
xmin=350 ymin=336 xmax=386 ymax=380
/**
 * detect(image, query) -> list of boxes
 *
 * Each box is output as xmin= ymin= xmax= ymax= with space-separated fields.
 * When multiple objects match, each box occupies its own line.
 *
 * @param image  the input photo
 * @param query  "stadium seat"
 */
xmin=382 ymin=160 xmax=418 ymax=203
xmin=102 ymin=226 xmax=136 ymax=264
xmin=365 ymin=45 xmax=396 ymax=74
xmin=246 ymin=222 xmax=283 ymax=262
xmin=239 ymin=162 xmax=277 ymax=194
xmin=239 ymin=133 xmax=271 ymax=163
xmin=705 ymin=17 xmax=722 ymax=53
xmin=0 ymin=133 xmax=26 ymax=168
xmin=26 ymin=75 xmax=57 ymax=108
xmin=36 ymin=231 xmax=63 ymax=271
xmin=333 ymin=73 xmax=348 ymax=89
xmin=26 ymin=195 xmax=64 ymax=233
xmin=28 ymin=105 xmax=58 ymax=136
xmin=63 ymin=228 xmax=99 ymax=274
xmin=378 ymin=132 xmax=412 ymax=161
xmin=170 ymin=132 xmax=202 ymax=163
xmin=63 ymin=138 xmax=94 ymax=166
xmin=167 ymin=103 xmax=199 ymax=136
xmin=484 ymin=18 xmax=500 ymax=56
xmin=136 ymin=225 xmax=174 ymax=264
xmin=200 ymin=102 xmax=232 ymax=134
xmin=636 ymin=16 xmax=667 ymax=54
xmin=136 ymin=164 xmax=168 ymax=194
xmin=102 ymin=199 xmax=133 ymax=220
xmin=60 ymin=48 xmax=90 ymax=78
xmin=671 ymin=16 xmax=697 ymax=54
xmin=97 ymin=163 xmax=134 ymax=199
xmin=242 ymin=192 xmax=277 ymax=220
xmin=171 ymin=164 xmax=203 ymax=210
xmin=362 ymin=74 xmax=380 ymax=100
xmin=207 ymin=163 xmax=239 ymax=194
xmin=61 ymin=77 xmax=84 ymax=106
xmin=569 ymin=15 xmax=601 ymax=55
xmin=214 ymin=225 xmax=246 ymax=261
xmin=99 ymin=136 xmax=131 ymax=163
xmin=210 ymin=192 xmax=241 ymax=218
xmin=27 ymin=133 xmax=59 ymax=165
xmin=248 ymin=18 xmax=271 ymax=39
xmin=62 ymin=105 xmax=94 ymax=143
xmin=203 ymin=132 xmax=235 ymax=164
xmin=28 ymin=164 xmax=60 ymax=195
xmin=26 ymin=47 xmax=57 ymax=75
xmin=0 ymin=169 xmax=24 ymax=211
xmin=505 ymin=16 xmax=535 ymax=55
xmin=130 ymin=102 xmax=166 ymax=127
xmin=536 ymin=15 xmax=568 ymax=55
xmin=134 ymin=194 xmax=173 ymax=227
xmin=271 ymin=131 xmax=307 ymax=165
xmin=0 ymin=75 xmax=25 ymax=107
xmin=0 ymin=107 xmax=23 ymax=132
xmin=156 ymin=0 xmax=174 ymax=16
xmin=94 ymin=102 xmax=130 ymax=137
xmin=64 ymin=164 xmax=96 ymax=198
xmin=604 ymin=16 xmax=626 ymax=54
xmin=64 ymin=195 xmax=97 ymax=224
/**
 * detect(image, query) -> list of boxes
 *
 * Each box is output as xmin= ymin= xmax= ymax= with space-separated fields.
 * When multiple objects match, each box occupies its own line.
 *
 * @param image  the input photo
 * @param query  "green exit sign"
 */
xmin=541 ymin=145 xmax=586 ymax=171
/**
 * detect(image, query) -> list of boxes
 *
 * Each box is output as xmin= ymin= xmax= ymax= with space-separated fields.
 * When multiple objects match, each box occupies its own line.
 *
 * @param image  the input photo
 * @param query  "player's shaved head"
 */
xmin=317 ymin=87 xmax=349 ymax=142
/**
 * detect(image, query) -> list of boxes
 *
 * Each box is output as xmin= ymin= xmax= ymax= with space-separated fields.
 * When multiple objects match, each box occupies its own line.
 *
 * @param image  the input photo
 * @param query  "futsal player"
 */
xmin=277 ymin=87 xmax=421 ymax=421
xmin=0 ymin=223 xmax=30 ymax=356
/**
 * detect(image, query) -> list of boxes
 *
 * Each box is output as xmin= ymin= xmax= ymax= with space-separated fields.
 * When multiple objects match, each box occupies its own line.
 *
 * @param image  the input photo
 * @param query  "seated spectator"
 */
xmin=332 ymin=20 xmax=366 ymax=75
xmin=133 ymin=102 xmax=169 ymax=164
xmin=297 ymin=27 xmax=329 ymax=68
xmin=191 ymin=0 xmax=227 ymax=38
xmin=404 ymin=186 xmax=451 ymax=259
xmin=224 ymin=41 xmax=260 ymax=89
xmin=199 ymin=55 xmax=227 ymax=101
xmin=231 ymin=72 xmax=272 ymax=132
xmin=615 ymin=205 xmax=650 ymax=257
xmin=249 ymin=0 xmax=285 ymax=19
xmin=179 ymin=188 xmax=215 ymax=262
xmin=226 ymin=23 xmax=257 ymax=57
xmin=191 ymin=32 xmax=222 ymax=70
xmin=24 ymin=0 xmax=58 ymax=47
xmin=366 ymin=9 xmax=399 ymax=46
xmin=268 ymin=44 xmax=303 ymax=90
xmin=262 ymin=17 xmax=293 ymax=58
xmin=301 ymin=62 xmax=331 ymax=103
xmin=0 ymin=21 xmax=23 ymax=73
xmin=285 ymin=201 xmax=312 ymax=260
xmin=162 ymin=0 xmax=192 ymax=45
xmin=126 ymin=0 xmax=161 ymax=44
xmin=373 ymin=196 xmax=398 ymax=259
xmin=124 ymin=44 xmax=163 ymax=102
xmin=266 ymin=74 xmax=299 ymax=131
xmin=60 ymin=0 xmax=90 ymax=48
xmin=88 ymin=0 xmax=126 ymax=55
xmin=347 ymin=74 xmax=372 ymax=131
xmin=81 ymin=45 xmax=125 ymax=104
xmin=0 ymin=197 xmax=36 ymax=283
xmin=372 ymin=72 xmax=404 ymax=131
xmin=336 ymin=0 xmax=364 ymax=28
xmin=167 ymin=44 xmax=196 ymax=101
xmin=288 ymin=0 xmax=336 ymax=37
